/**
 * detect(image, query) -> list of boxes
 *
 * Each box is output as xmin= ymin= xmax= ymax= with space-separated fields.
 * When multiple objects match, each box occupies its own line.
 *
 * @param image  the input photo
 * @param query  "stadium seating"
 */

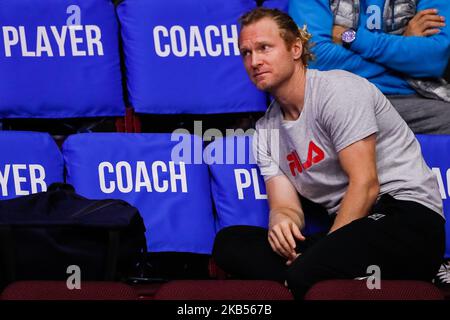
xmin=416 ymin=134 xmax=450 ymax=259
xmin=207 ymin=135 xmax=332 ymax=235
xmin=62 ymin=133 xmax=216 ymax=255
xmin=0 ymin=131 xmax=64 ymax=200
xmin=304 ymin=279 xmax=444 ymax=300
xmin=154 ymin=280 xmax=294 ymax=300
xmin=0 ymin=0 xmax=124 ymax=118
xmin=0 ymin=0 xmax=448 ymax=302
xmin=1 ymin=281 xmax=139 ymax=300
xmin=116 ymin=0 xmax=266 ymax=114
xmin=207 ymin=135 xmax=270 ymax=231
xmin=260 ymin=0 xmax=289 ymax=10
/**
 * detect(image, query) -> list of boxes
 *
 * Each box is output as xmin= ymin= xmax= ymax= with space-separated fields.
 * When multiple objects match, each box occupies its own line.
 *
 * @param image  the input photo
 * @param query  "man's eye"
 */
xmin=241 ymin=50 xmax=250 ymax=57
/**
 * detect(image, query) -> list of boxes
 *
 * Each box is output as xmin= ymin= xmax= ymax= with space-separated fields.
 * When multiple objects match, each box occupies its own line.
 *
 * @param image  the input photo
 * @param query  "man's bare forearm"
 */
xmin=269 ymin=207 xmax=305 ymax=230
xmin=329 ymin=181 xmax=379 ymax=234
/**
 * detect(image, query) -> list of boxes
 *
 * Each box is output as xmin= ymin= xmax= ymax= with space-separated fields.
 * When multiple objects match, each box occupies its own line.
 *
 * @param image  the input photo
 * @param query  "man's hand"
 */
xmin=265 ymin=174 xmax=305 ymax=266
xmin=332 ymin=25 xmax=347 ymax=44
xmin=404 ymin=9 xmax=446 ymax=37
xmin=268 ymin=211 xmax=305 ymax=265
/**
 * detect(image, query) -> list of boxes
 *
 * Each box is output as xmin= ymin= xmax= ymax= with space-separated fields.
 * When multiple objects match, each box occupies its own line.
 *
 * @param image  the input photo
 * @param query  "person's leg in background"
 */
xmin=388 ymin=95 xmax=450 ymax=134
xmin=285 ymin=196 xmax=445 ymax=299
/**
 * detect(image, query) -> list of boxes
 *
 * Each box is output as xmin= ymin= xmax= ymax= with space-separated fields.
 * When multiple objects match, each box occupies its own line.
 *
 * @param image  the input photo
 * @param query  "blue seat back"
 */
xmin=261 ymin=0 xmax=289 ymax=10
xmin=116 ymin=0 xmax=266 ymax=114
xmin=207 ymin=135 xmax=270 ymax=231
xmin=63 ymin=133 xmax=216 ymax=254
xmin=0 ymin=131 xmax=64 ymax=199
xmin=416 ymin=134 xmax=450 ymax=258
xmin=208 ymin=135 xmax=331 ymax=235
xmin=0 ymin=0 xmax=124 ymax=118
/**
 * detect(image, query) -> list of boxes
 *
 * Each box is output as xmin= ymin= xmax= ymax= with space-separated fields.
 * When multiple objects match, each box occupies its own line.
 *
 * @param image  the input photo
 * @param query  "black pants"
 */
xmin=212 ymin=195 xmax=445 ymax=299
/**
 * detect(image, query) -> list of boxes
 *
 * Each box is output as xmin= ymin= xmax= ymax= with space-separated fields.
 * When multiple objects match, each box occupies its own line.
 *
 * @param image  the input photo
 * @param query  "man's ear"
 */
xmin=292 ymin=38 xmax=303 ymax=61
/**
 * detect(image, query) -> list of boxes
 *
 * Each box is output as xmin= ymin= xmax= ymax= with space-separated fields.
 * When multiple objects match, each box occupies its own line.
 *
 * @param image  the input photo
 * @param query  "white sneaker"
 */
xmin=433 ymin=260 xmax=450 ymax=286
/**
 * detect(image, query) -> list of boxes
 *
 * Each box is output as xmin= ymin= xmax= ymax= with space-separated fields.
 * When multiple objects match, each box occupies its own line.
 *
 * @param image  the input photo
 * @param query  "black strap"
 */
xmin=105 ymin=230 xmax=120 ymax=280
xmin=135 ymin=237 xmax=149 ymax=278
xmin=71 ymin=199 xmax=123 ymax=219
xmin=0 ymin=225 xmax=16 ymax=285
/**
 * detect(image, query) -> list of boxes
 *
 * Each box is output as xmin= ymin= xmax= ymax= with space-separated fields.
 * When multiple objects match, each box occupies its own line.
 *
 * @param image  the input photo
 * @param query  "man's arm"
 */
xmin=266 ymin=174 xmax=305 ymax=262
xmin=349 ymin=0 xmax=450 ymax=78
xmin=253 ymin=124 xmax=306 ymax=263
xmin=329 ymin=134 xmax=380 ymax=234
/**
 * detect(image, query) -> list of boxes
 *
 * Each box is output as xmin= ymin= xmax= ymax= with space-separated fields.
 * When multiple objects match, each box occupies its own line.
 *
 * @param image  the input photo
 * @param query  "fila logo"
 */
xmin=287 ymin=141 xmax=325 ymax=177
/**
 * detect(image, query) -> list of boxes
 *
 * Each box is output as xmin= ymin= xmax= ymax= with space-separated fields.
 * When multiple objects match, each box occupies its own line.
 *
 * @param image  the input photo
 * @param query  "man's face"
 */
xmin=239 ymin=17 xmax=300 ymax=92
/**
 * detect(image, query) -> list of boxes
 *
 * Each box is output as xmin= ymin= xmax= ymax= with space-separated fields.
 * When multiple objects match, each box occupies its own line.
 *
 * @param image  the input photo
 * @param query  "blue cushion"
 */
xmin=416 ymin=134 xmax=450 ymax=258
xmin=63 ymin=133 xmax=216 ymax=254
xmin=116 ymin=0 xmax=266 ymax=114
xmin=208 ymin=135 xmax=331 ymax=235
xmin=0 ymin=131 xmax=64 ymax=199
xmin=207 ymin=135 xmax=270 ymax=231
xmin=262 ymin=0 xmax=289 ymax=11
xmin=0 ymin=0 xmax=124 ymax=118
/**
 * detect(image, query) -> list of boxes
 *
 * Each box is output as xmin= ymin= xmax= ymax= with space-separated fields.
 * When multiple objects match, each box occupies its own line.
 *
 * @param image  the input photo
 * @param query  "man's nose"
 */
xmin=251 ymin=52 xmax=262 ymax=68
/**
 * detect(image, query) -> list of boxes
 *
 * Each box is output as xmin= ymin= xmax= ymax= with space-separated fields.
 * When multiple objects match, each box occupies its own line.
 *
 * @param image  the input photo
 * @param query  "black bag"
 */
xmin=0 ymin=183 xmax=147 ymax=289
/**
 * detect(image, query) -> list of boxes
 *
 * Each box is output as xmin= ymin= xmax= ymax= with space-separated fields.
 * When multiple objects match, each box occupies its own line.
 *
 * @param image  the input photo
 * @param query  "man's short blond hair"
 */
xmin=239 ymin=7 xmax=314 ymax=66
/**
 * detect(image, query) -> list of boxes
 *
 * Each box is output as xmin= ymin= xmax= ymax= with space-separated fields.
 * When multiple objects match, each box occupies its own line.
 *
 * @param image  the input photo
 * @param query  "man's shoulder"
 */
xmin=310 ymin=68 xmax=368 ymax=85
xmin=309 ymin=69 xmax=374 ymax=95
xmin=255 ymin=100 xmax=281 ymax=130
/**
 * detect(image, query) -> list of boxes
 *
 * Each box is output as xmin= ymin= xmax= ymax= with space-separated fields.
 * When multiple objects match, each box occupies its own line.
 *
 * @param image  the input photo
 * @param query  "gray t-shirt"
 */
xmin=254 ymin=69 xmax=443 ymax=217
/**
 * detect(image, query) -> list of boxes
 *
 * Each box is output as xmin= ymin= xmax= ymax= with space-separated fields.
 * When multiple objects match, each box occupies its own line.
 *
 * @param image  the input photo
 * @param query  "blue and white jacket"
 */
xmin=289 ymin=0 xmax=450 ymax=97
